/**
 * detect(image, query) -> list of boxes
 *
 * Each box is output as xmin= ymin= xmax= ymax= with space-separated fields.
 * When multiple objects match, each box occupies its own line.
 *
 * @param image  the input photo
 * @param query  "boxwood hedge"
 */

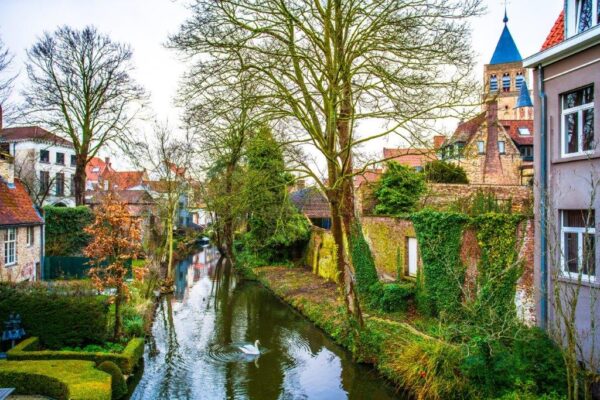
xmin=8 ymin=336 xmax=145 ymax=374
xmin=0 ymin=360 xmax=111 ymax=400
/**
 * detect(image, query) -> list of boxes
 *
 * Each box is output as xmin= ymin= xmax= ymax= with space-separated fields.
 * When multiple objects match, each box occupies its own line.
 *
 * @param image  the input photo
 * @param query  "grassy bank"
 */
xmin=255 ymin=265 xmax=563 ymax=400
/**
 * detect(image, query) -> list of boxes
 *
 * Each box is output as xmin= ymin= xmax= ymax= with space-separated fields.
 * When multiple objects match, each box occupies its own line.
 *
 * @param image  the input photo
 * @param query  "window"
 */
xmin=516 ymin=72 xmax=524 ymax=91
xmin=561 ymin=210 xmax=596 ymax=282
xmin=575 ymin=0 xmax=598 ymax=33
xmin=70 ymin=174 xmax=76 ymax=196
xmin=562 ymin=85 xmax=594 ymax=156
xmin=477 ymin=140 xmax=485 ymax=154
xmin=407 ymin=237 xmax=419 ymax=277
xmin=56 ymin=152 xmax=64 ymax=165
xmin=40 ymin=171 xmax=50 ymax=192
xmin=40 ymin=150 xmax=49 ymax=163
xmin=414 ymin=166 xmax=424 ymax=172
xmin=56 ymin=173 xmax=65 ymax=196
xmin=27 ymin=226 xmax=34 ymax=247
xmin=518 ymin=127 xmax=531 ymax=136
xmin=4 ymin=228 xmax=16 ymax=266
xmin=490 ymin=74 xmax=498 ymax=92
xmin=498 ymin=141 xmax=506 ymax=155
xmin=502 ymin=73 xmax=511 ymax=92
xmin=92 ymin=167 xmax=100 ymax=173
xmin=520 ymin=146 xmax=533 ymax=159
xmin=70 ymin=155 xmax=76 ymax=167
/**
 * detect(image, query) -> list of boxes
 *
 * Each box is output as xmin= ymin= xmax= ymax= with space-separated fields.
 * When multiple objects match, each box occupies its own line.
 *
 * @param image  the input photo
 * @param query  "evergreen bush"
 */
xmin=97 ymin=361 xmax=128 ymax=399
xmin=374 ymin=162 xmax=426 ymax=215
xmin=44 ymin=206 xmax=94 ymax=256
xmin=424 ymin=160 xmax=469 ymax=184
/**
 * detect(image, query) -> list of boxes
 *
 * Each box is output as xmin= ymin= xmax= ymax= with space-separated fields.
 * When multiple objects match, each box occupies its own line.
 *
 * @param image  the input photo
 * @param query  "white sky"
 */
xmin=0 ymin=0 xmax=563 ymax=168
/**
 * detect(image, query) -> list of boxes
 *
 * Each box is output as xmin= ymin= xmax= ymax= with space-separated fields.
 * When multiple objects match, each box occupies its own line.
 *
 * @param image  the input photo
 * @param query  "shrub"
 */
xmin=0 ymin=283 xmax=109 ymax=348
xmin=374 ymin=162 xmax=426 ymax=215
xmin=8 ymin=336 xmax=145 ymax=375
xmin=123 ymin=315 xmax=145 ymax=338
xmin=370 ymin=282 xmax=416 ymax=312
xmin=44 ymin=206 xmax=94 ymax=256
xmin=97 ymin=361 xmax=128 ymax=400
xmin=424 ymin=160 xmax=469 ymax=184
xmin=0 ymin=360 xmax=111 ymax=399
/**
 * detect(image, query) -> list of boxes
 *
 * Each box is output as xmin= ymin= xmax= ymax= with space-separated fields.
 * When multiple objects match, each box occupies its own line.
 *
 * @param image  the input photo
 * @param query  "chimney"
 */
xmin=104 ymin=157 xmax=111 ymax=167
xmin=0 ymin=157 xmax=15 ymax=186
xmin=433 ymin=135 xmax=446 ymax=149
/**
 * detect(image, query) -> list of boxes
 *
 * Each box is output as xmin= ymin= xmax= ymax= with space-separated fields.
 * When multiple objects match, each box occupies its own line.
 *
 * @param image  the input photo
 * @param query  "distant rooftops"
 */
xmin=0 ymin=126 xmax=73 ymax=148
xmin=541 ymin=11 xmax=565 ymax=51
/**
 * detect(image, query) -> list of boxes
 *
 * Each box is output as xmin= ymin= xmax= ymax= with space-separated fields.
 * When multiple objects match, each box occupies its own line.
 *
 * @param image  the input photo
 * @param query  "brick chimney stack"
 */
xmin=483 ymin=99 xmax=502 ymax=181
xmin=105 ymin=157 xmax=111 ymax=167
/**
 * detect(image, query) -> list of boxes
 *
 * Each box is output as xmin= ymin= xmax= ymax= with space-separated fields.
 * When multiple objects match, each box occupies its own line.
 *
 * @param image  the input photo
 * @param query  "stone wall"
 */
xmin=359 ymin=182 xmax=533 ymax=215
xmin=303 ymin=226 xmax=338 ymax=283
xmin=0 ymin=226 xmax=41 ymax=282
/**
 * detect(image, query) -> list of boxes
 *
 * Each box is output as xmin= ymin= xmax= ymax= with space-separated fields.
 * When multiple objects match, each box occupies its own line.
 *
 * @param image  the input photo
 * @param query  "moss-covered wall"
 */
xmin=360 ymin=216 xmax=416 ymax=280
xmin=304 ymin=227 xmax=338 ymax=283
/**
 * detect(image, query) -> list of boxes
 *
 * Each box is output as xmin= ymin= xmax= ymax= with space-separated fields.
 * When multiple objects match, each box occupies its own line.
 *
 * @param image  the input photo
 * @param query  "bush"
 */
xmin=424 ymin=160 xmax=469 ymax=184
xmin=8 ymin=336 xmax=145 ymax=375
xmin=0 ymin=360 xmax=111 ymax=399
xmin=0 ymin=283 xmax=109 ymax=348
xmin=123 ymin=315 xmax=145 ymax=338
xmin=97 ymin=361 xmax=128 ymax=400
xmin=374 ymin=162 xmax=426 ymax=215
xmin=370 ymin=282 xmax=415 ymax=312
xmin=44 ymin=206 xmax=94 ymax=256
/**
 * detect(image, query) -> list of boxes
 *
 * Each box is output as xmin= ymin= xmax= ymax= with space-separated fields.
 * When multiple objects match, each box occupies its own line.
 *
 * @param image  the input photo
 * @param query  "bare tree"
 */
xmin=172 ymin=0 xmax=482 ymax=325
xmin=20 ymin=26 xmax=146 ymax=205
xmin=13 ymin=153 xmax=58 ymax=208
xmin=0 ymin=36 xmax=17 ymax=119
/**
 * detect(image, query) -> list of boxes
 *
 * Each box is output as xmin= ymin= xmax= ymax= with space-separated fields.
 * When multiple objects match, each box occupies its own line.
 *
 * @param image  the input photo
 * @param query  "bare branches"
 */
xmin=0 ymin=36 xmax=17 ymax=119
xmin=20 ymin=26 xmax=147 ymax=204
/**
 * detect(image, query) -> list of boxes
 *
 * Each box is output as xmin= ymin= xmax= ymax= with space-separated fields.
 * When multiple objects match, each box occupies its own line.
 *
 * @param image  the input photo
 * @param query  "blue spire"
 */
xmin=489 ymin=11 xmax=522 ymax=65
xmin=515 ymin=80 xmax=533 ymax=109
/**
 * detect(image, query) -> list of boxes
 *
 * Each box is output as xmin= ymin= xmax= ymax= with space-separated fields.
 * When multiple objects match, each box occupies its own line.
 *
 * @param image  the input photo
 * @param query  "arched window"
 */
xmin=516 ymin=72 xmax=524 ymax=90
xmin=490 ymin=74 xmax=498 ymax=92
xmin=502 ymin=73 xmax=511 ymax=92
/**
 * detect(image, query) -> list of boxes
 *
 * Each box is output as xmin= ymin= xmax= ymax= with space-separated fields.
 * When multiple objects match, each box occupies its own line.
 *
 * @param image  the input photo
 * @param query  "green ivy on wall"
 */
xmin=350 ymin=222 xmax=379 ymax=299
xmin=411 ymin=210 xmax=469 ymax=317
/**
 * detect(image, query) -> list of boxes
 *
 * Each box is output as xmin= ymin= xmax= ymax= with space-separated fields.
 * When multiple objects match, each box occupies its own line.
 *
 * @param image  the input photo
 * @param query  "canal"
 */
xmin=131 ymin=248 xmax=401 ymax=400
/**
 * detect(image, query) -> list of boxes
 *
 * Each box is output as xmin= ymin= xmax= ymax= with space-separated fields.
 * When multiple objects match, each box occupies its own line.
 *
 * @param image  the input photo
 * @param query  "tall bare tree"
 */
xmin=21 ymin=26 xmax=146 ymax=205
xmin=172 ymin=0 xmax=481 ymax=324
xmin=0 ymin=36 xmax=16 ymax=120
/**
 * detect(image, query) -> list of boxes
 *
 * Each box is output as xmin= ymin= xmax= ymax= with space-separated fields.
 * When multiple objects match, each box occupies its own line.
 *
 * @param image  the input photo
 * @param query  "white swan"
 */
xmin=238 ymin=340 xmax=260 ymax=355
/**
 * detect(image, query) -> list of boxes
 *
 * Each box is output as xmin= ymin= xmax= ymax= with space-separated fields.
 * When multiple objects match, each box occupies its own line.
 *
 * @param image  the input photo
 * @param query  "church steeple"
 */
xmin=490 ymin=10 xmax=522 ymax=65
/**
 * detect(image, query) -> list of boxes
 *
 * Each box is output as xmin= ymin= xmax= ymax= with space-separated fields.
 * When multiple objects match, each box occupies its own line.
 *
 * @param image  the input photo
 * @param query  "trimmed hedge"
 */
xmin=98 ymin=361 xmax=128 ymax=400
xmin=0 ymin=283 xmax=109 ymax=348
xmin=0 ymin=360 xmax=111 ymax=400
xmin=44 ymin=206 xmax=94 ymax=256
xmin=8 ymin=336 xmax=145 ymax=374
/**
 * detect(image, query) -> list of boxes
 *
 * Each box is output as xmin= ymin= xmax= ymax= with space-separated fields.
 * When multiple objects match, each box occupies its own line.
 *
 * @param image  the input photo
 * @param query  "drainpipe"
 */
xmin=538 ymin=65 xmax=548 ymax=330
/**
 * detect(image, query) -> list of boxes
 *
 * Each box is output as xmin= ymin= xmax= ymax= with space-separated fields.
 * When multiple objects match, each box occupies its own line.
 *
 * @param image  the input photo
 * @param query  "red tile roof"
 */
xmin=0 ymin=178 xmax=44 ymax=226
xmin=353 ymin=168 xmax=383 ymax=188
xmin=290 ymin=187 xmax=330 ymax=218
xmin=383 ymin=148 xmax=437 ymax=168
xmin=541 ymin=11 xmax=565 ymax=51
xmin=500 ymin=120 xmax=534 ymax=146
xmin=102 ymin=170 xmax=147 ymax=190
xmin=0 ymin=126 xmax=73 ymax=148
xmin=86 ymin=157 xmax=113 ymax=183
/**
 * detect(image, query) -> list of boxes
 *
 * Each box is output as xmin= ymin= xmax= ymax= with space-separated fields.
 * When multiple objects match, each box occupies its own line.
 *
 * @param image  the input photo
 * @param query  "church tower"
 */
xmin=483 ymin=11 xmax=533 ymax=121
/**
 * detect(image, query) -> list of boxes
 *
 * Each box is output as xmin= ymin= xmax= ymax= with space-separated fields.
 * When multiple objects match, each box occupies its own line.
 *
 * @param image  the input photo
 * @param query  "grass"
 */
xmin=0 ymin=360 xmax=111 ymax=400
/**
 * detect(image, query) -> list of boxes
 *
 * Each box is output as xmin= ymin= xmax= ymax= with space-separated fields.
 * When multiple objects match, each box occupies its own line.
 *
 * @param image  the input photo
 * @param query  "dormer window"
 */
xmin=502 ymin=73 xmax=511 ymax=92
xmin=568 ymin=0 xmax=599 ymax=36
xmin=490 ymin=74 xmax=498 ymax=92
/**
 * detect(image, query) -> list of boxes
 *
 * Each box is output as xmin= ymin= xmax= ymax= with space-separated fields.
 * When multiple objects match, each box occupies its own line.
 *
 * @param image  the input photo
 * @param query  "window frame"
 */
xmin=561 ymin=85 xmax=595 ymax=158
xmin=576 ymin=0 xmax=598 ymax=33
xmin=55 ymin=172 xmax=65 ymax=196
xmin=498 ymin=140 xmax=506 ymax=155
xmin=515 ymin=72 xmax=524 ymax=91
xmin=477 ymin=140 xmax=485 ymax=155
xmin=27 ymin=226 xmax=34 ymax=247
xmin=70 ymin=154 xmax=77 ymax=167
xmin=55 ymin=152 xmax=65 ymax=165
xmin=39 ymin=150 xmax=50 ymax=164
xmin=502 ymin=73 xmax=511 ymax=92
xmin=4 ymin=228 xmax=16 ymax=266
xmin=490 ymin=74 xmax=498 ymax=92
xmin=560 ymin=210 xmax=597 ymax=282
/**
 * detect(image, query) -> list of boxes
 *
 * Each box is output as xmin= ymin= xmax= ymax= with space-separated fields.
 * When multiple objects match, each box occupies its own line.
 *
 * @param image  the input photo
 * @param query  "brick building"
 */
xmin=440 ymin=12 xmax=534 ymax=185
xmin=0 ymin=152 xmax=44 ymax=282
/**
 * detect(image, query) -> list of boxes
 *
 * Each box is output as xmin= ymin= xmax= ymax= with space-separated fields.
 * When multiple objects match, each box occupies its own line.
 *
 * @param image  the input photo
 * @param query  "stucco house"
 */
xmin=524 ymin=1 xmax=600 ymax=372
xmin=0 ymin=152 xmax=44 ymax=282
xmin=0 ymin=112 xmax=77 ymax=207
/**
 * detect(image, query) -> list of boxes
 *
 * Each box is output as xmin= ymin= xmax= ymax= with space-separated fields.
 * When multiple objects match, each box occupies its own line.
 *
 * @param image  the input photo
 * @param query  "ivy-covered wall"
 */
xmin=303 ymin=227 xmax=338 ymax=283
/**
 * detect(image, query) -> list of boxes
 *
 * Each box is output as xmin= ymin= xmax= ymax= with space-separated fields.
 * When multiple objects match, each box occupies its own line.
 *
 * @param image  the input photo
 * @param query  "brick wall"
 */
xmin=0 ymin=226 xmax=41 ymax=282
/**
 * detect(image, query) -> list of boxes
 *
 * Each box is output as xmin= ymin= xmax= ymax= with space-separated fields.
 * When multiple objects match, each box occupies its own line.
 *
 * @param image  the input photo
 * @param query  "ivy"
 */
xmin=350 ymin=222 xmax=379 ymax=299
xmin=471 ymin=213 xmax=524 ymax=327
xmin=44 ymin=206 xmax=94 ymax=256
xmin=411 ymin=210 xmax=469 ymax=317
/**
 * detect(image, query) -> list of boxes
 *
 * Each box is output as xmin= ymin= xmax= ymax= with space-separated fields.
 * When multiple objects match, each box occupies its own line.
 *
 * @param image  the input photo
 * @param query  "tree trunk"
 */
xmin=166 ymin=215 xmax=174 ymax=280
xmin=114 ymin=285 xmax=123 ymax=340
xmin=222 ymin=163 xmax=236 ymax=264
xmin=74 ymin=154 xmax=88 ymax=206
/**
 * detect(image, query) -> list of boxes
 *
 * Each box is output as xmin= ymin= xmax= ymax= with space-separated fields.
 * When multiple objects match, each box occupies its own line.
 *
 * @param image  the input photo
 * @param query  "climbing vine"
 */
xmin=350 ymin=222 xmax=379 ymax=300
xmin=411 ymin=211 xmax=469 ymax=317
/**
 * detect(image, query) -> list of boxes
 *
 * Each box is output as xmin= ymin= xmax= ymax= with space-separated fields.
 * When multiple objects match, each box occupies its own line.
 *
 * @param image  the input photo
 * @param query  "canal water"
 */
xmin=131 ymin=248 xmax=401 ymax=400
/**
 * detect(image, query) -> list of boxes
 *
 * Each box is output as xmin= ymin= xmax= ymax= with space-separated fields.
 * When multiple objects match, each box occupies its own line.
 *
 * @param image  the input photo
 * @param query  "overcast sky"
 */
xmin=0 ymin=0 xmax=563 ymax=167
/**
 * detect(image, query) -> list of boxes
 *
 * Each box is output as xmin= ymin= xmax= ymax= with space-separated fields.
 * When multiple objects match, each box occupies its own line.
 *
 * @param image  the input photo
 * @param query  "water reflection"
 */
xmin=132 ymin=247 xmax=401 ymax=400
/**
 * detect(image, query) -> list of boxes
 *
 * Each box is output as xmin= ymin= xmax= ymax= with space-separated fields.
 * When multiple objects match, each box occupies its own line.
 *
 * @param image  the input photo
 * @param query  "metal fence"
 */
xmin=43 ymin=256 xmax=132 ymax=280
